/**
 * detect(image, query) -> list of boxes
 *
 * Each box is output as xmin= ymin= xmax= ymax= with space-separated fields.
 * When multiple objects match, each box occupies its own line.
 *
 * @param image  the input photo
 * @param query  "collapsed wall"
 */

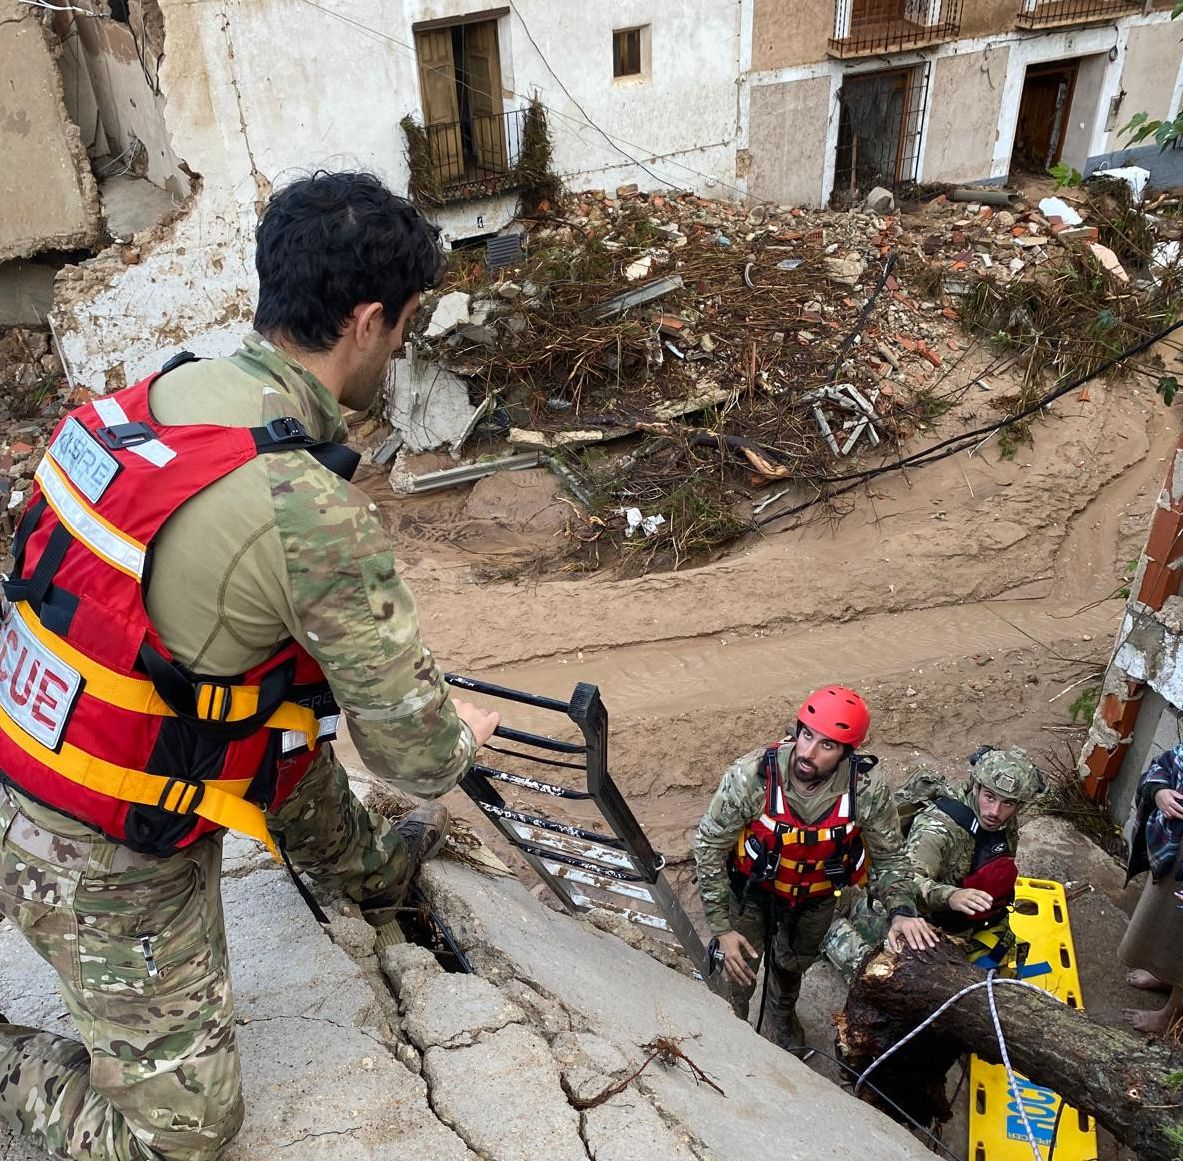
xmin=1080 ymin=431 xmax=1183 ymax=826
xmin=0 ymin=2 xmax=102 ymax=263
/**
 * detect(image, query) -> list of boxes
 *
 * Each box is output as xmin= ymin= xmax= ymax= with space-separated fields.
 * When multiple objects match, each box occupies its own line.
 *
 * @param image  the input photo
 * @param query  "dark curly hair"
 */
xmin=253 ymin=170 xmax=446 ymax=352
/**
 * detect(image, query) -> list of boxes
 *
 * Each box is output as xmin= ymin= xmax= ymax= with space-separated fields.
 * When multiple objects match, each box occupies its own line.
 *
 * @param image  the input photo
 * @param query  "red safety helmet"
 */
xmin=796 ymin=685 xmax=870 ymax=748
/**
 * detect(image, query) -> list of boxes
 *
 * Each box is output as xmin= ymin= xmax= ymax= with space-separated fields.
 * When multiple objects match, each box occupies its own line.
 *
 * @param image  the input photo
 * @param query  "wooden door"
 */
xmin=415 ymin=28 xmax=461 ymax=178
xmin=1013 ymin=61 xmax=1079 ymax=171
xmin=462 ymin=20 xmax=506 ymax=172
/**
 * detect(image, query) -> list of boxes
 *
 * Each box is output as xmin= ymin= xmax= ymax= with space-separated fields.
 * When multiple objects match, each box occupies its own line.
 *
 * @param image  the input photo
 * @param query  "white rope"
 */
xmin=854 ymin=970 xmax=1055 ymax=1161
xmin=17 ymin=0 xmax=106 ymax=14
xmin=986 ymin=970 xmax=1042 ymax=1161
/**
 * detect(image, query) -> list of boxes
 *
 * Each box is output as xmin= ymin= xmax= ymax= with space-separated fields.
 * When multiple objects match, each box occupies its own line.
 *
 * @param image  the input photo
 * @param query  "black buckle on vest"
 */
xmin=263 ymin=417 xmax=311 ymax=446
xmin=824 ymin=856 xmax=849 ymax=887
xmin=97 ymin=421 xmax=156 ymax=450
xmin=158 ymin=778 xmax=206 ymax=816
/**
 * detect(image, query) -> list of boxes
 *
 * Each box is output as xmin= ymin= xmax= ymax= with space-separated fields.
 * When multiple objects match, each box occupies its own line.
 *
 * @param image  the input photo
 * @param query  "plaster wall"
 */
xmin=54 ymin=0 xmax=738 ymax=393
xmin=1103 ymin=21 xmax=1183 ymax=154
xmin=922 ymin=48 xmax=1007 ymax=184
xmin=746 ymin=75 xmax=832 ymax=206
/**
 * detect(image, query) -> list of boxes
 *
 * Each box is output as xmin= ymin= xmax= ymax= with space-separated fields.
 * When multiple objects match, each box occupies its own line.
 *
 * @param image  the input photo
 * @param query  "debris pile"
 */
xmin=0 ymin=328 xmax=72 ymax=552
xmin=394 ymin=173 xmax=1181 ymax=571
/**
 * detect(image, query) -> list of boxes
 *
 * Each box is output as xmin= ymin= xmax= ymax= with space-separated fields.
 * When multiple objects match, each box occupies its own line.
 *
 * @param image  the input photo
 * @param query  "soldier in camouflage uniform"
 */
xmin=694 ymin=685 xmax=936 ymax=1052
xmin=823 ymin=747 xmax=1046 ymax=980
xmin=0 ymin=172 xmax=500 ymax=1159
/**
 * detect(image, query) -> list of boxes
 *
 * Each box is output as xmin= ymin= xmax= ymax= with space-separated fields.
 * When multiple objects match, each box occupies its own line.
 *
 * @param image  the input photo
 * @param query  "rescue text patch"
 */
xmin=0 ymin=604 xmax=83 ymax=750
xmin=47 ymin=416 xmax=119 ymax=503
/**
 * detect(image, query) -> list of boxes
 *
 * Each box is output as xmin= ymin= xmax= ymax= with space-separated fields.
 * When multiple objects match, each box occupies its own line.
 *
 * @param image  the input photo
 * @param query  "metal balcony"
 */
xmin=828 ymin=0 xmax=963 ymax=59
xmin=425 ymin=107 xmax=526 ymax=205
xmin=1015 ymin=0 xmax=1141 ymax=28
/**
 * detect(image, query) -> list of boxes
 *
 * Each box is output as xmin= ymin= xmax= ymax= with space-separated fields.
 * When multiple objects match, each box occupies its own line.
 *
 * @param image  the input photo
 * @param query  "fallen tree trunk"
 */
xmin=837 ymin=942 xmax=1183 ymax=1161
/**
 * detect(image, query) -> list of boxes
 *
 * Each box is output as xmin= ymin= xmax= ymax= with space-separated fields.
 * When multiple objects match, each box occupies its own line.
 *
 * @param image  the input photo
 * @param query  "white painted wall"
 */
xmin=55 ymin=0 xmax=739 ymax=393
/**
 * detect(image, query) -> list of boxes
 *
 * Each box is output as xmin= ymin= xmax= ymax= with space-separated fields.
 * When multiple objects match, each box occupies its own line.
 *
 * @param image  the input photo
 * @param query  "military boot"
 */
xmin=364 ymin=802 xmax=451 ymax=951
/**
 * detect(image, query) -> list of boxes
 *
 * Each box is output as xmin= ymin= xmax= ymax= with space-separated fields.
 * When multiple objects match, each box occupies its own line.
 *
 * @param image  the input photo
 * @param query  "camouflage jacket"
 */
xmin=140 ymin=334 xmax=475 ymax=796
xmin=907 ymin=782 xmax=1019 ymax=911
xmin=694 ymin=742 xmax=919 ymax=936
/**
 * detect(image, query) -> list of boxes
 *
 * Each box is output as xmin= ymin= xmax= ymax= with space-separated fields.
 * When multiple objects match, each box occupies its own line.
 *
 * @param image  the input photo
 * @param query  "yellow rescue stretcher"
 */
xmin=968 ymin=876 xmax=1097 ymax=1161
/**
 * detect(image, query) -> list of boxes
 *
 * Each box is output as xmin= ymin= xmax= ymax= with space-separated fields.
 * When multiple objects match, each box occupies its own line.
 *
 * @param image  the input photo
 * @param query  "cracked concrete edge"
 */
xmin=0 ymin=2 xmax=102 ymax=262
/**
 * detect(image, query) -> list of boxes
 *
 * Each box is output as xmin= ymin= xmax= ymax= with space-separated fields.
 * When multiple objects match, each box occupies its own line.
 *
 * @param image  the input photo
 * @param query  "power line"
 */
xmin=290 ymin=0 xmax=769 ymax=206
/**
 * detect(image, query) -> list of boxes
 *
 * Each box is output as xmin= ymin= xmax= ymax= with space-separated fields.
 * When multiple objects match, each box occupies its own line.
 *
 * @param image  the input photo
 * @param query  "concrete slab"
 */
xmin=0 ymin=840 xmax=472 ymax=1161
xmin=583 ymin=1092 xmax=700 ymax=1161
xmin=0 ymin=3 xmax=101 ymax=261
xmin=421 ymin=860 xmax=934 ymax=1161
xmin=386 ymin=345 xmax=478 ymax=454
xmin=402 ymin=972 xmax=525 ymax=1050
xmin=422 ymin=1022 xmax=586 ymax=1161
xmin=99 ymin=175 xmax=179 ymax=242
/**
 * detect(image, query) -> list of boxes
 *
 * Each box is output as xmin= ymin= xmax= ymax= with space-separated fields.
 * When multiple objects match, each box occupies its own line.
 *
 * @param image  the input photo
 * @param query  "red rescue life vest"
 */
xmin=731 ymin=744 xmax=869 ymax=904
xmin=0 ymin=357 xmax=356 ymax=859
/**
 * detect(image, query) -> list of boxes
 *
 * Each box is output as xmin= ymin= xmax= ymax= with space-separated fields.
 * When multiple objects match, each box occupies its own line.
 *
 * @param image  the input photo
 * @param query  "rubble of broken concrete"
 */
xmin=0 ymin=817 xmax=937 ymax=1161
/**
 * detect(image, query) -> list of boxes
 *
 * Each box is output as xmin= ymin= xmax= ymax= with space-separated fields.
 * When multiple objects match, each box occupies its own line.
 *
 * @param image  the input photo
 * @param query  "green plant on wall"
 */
xmin=1069 ymin=685 xmax=1100 ymax=726
xmin=401 ymin=115 xmax=444 ymax=207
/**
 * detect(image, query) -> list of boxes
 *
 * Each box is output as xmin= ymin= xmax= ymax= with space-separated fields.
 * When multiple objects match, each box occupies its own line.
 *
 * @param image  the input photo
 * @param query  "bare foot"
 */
xmin=1126 ymin=969 xmax=1170 ymax=992
xmin=1123 ymin=1006 xmax=1174 ymax=1034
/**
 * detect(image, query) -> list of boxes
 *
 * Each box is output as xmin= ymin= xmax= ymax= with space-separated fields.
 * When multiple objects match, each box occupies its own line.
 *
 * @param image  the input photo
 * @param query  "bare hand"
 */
xmin=718 ymin=930 xmax=759 ymax=986
xmin=1154 ymin=787 xmax=1183 ymax=821
xmin=886 ymin=914 xmax=940 ymax=953
xmin=454 ymin=698 xmax=500 ymax=747
xmin=949 ymin=888 xmax=994 ymax=916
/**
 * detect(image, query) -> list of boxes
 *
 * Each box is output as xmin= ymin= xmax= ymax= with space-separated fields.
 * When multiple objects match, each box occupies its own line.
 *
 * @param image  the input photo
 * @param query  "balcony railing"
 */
xmin=425 ymin=108 xmax=526 ymax=205
xmin=1015 ymin=0 xmax=1141 ymax=28
xmin=828 ymin=0 xmax=963 ymax=58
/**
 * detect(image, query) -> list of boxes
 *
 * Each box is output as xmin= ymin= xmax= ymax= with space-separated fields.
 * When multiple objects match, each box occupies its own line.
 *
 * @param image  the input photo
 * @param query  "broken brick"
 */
xmin=917 ymin=342 xmax=943 ymax=368
xmin=1058 ymin=226 xmax=1100 ymax=244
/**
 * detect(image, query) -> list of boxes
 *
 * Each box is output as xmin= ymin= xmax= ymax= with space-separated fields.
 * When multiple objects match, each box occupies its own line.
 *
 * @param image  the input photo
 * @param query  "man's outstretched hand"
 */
xmin=454 ymin=698 xmax=500 ymax=746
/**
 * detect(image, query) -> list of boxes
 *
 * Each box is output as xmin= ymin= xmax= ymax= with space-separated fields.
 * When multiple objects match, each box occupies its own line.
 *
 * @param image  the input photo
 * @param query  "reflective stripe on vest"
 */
xmin=0 ymin=372 xmax=340 ymax=859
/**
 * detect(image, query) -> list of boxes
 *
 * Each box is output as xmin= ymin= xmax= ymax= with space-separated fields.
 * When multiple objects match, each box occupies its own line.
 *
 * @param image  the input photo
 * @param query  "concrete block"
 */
xmin=422 ymin=1022 xmax=586 ymax=1161
xmin=386 ymin=345 xmax=478 ymax=453
xmin=402 ymin=972 xmax=525 ymax=1049
xmin=420 ymin=860 xmax=933 ymax=1161
xmin=425 ymin=291 xmax=472 ymax=338
xmin=380 ymin=942 xmax=443 ymax=993
xmin=583 ymin=1092 xmax=700 ymax=1161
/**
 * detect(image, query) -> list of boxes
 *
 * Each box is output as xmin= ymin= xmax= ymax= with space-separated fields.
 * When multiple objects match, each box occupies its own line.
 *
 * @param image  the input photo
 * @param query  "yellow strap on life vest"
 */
xmin=13 ymin=601 xmax=319 ymax=747
xmin=0 ymin=691 xmax=282 ymax=861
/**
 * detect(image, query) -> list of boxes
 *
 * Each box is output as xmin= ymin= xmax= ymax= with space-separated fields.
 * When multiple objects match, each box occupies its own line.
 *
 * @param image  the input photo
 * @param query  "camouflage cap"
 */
xmin=971 ymin=747 xmax=1045 ymax=803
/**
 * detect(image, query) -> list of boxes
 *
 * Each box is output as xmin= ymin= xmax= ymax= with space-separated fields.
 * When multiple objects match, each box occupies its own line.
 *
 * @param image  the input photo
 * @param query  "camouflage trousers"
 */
xmin=820 ymin=888 xmax=887 ymax=983
xmin=0 ymin=747 xmax=411 ymax=1161
xmin=721 ymin=889 xmax=836 ymax=1051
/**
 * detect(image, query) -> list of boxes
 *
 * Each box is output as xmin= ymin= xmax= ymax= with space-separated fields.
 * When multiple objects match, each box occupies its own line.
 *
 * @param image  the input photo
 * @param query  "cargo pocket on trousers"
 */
xmin=74 ymin=851 xmax=215 ymax=1013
